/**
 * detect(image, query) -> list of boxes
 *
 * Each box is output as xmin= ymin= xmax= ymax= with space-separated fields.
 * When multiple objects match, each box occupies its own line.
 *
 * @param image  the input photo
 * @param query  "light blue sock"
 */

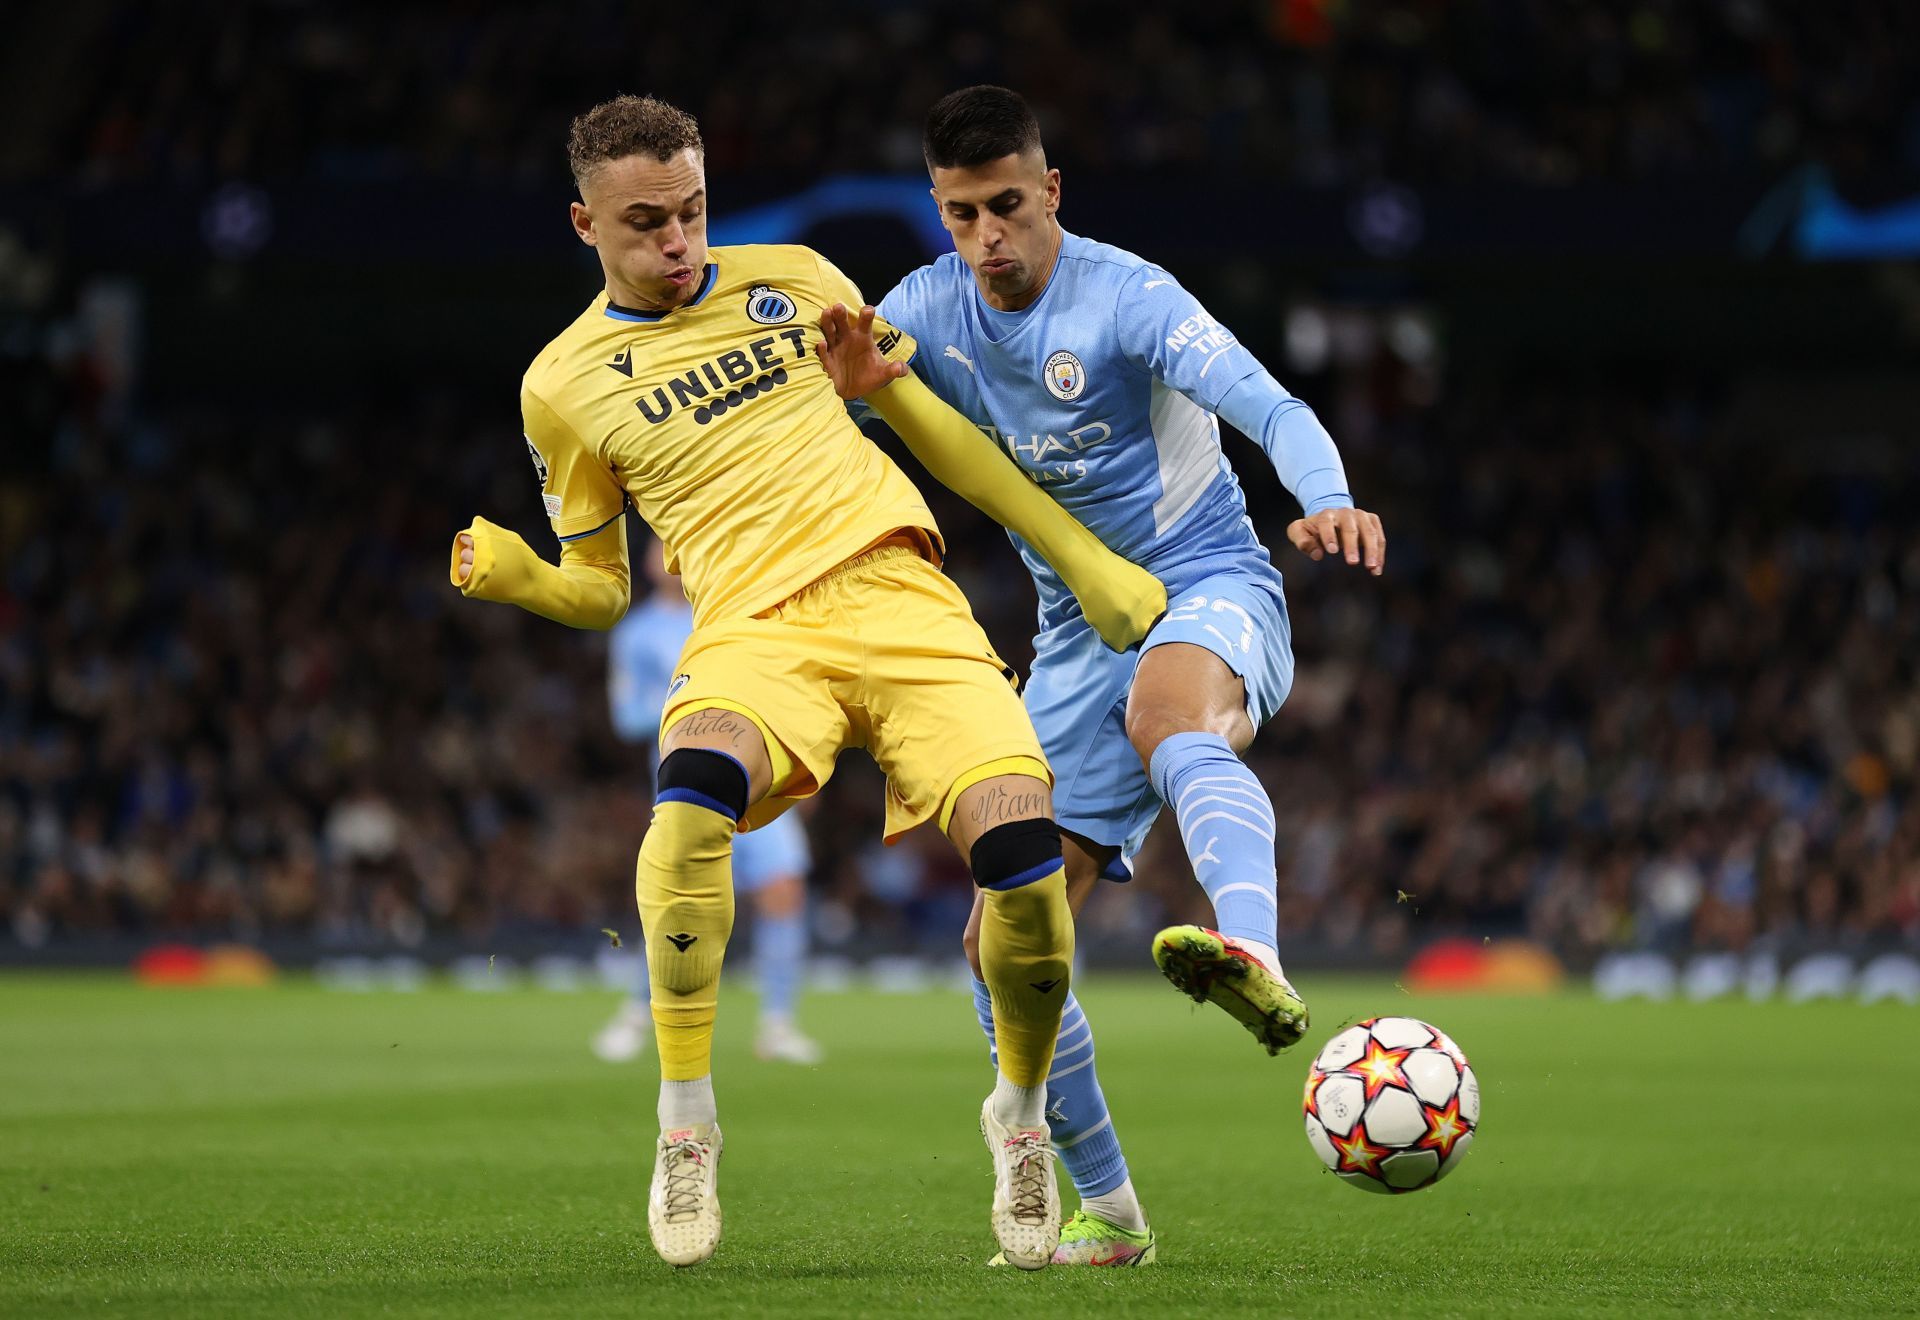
xmin=971 ymin=977 xmax=1129 ymax=1197
xmin=1149 ymin=731 xmax=1279 ymax=949
xmin=754 ymin=906 xmax=807 ymax=1018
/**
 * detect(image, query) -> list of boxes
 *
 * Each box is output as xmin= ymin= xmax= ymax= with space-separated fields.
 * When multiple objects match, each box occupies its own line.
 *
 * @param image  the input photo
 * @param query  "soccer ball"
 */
xmin=1302 ymin=1016 xmax=1479 ymax=1193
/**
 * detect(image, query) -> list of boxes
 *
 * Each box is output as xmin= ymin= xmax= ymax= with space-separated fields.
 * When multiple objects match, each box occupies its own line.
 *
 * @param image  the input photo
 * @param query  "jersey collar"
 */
xmin=605 ymin=263 xmax=719 ymax=323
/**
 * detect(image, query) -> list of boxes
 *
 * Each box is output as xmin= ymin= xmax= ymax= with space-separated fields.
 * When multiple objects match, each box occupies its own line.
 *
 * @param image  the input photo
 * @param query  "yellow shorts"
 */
xmin=660 ymin=542 xmax=1050 ymax=842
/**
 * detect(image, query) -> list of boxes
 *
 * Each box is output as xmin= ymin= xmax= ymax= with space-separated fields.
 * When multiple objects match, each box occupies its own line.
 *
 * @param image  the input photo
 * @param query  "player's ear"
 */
xmin=569 ymin=200 xmax=598 ymax=248
xmin=1043 ymin=168 xmax=1061 ymax=217
xmin=928 ymin=187 xmax=952 ymax=232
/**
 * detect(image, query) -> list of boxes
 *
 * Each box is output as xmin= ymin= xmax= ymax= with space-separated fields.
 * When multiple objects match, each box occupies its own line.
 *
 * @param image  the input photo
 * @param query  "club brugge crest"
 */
xmin=745 ymin=285 xmax=796 ymax=325
xmin=524 ymin=436 xmax=549 ymax=486
xmin=1044 ymin=348 xmax=1086 ymax=401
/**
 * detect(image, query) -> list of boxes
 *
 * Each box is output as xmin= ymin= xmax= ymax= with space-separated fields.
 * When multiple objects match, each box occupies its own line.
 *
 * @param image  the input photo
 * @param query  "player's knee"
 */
xmin=968 ymin=818 xmax=1064 ymax=894
xmin=1123 ymin=704 xmax=1180 ymax=767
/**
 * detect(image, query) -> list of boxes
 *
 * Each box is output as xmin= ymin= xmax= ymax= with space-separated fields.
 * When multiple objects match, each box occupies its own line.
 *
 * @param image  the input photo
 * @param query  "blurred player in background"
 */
xmin=824 ymin=85 xmax=1385 ymax=1266
xmin=593 ymin=538 xmax=822 ymax=1067
xmin=448 ymin=94 xmax=1166 ymax=1269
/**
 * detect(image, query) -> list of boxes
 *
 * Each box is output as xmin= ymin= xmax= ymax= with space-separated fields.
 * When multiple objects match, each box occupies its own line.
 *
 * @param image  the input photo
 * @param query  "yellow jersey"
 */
xmin=521 ymin=244 xmax=936 ymax=626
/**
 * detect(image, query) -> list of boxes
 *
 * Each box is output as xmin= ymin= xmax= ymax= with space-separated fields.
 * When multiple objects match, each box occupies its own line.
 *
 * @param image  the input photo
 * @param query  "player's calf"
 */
xmin=965 ymin=811 xmax=1072 ymax=1268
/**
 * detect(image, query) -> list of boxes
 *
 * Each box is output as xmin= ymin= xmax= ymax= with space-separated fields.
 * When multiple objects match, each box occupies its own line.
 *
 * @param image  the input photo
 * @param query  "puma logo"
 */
xmin=1029 ymin=978 xmax=1062 ymax=993
xmin=665 ymin=933 xmax=698 ymax=952
xmin=1194 ymin=837 xmax=1222 ymax=867
xmin=943 ymin=344 xmax=975 ymax=373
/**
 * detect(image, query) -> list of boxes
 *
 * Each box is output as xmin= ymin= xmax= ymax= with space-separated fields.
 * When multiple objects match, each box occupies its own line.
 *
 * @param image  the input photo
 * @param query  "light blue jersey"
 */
xmin=608 ymin=594 xmax=810 ymax=888
xmin=872 ymin=230 xmax=1353 ymax=869
xmin=876 ymin=229 xmax=1351 ymax=634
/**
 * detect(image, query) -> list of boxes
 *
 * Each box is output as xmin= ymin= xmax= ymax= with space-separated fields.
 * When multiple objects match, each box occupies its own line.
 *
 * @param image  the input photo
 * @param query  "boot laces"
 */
xmin=1002 ymin=1133 xmax=1053 ymax=1224
xmin=658 ymin=1137 xmax=712 ymax=1223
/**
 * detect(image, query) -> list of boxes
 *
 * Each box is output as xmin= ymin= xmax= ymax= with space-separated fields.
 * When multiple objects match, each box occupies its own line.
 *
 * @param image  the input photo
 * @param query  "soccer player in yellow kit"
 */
xmin=448 ymin=95 xmax=1165 ymax=1271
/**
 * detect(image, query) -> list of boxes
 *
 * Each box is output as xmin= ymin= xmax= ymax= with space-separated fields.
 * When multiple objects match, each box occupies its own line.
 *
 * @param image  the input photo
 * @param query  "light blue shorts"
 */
xmin=1024 ymin=571 xmax=1293 ymax=881
xmin=733 ymin=808 xmax=811 ymax=891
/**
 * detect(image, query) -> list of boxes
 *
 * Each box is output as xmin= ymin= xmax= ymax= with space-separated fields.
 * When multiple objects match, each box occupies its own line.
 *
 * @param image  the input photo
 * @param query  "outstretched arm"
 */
xmin=451 ymin=514 xmax=631 ymax=630
xmin=1117 ymin=267 xmax=1385 ymax=575
xmin=818 ymin=303 xmax=1165 ymax=650
xmin=1214 ymin=370 xmax=1385 ymax=575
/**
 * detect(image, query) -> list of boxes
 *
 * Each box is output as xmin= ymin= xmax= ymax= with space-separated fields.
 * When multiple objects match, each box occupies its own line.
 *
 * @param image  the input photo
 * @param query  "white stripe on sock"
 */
xmin=1177 ymin=793 xmax=1275 ymax=828
xmin=1053 ymin=1114 xmax=1113 ymax=1149
xmin=1047 ymin=1053 xmax=1097 ymax=1083
xmin=1181 ymin=809 xmax=1275 ymax=846
xmin=1209 ymin=881 xmax=1277 ymax=908
xmin=1174 ymin=775 xmax=1270 ymax=810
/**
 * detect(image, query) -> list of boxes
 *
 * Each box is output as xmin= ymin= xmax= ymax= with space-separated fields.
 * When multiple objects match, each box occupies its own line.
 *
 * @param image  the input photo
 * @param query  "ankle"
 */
xmin=990 ymin=1075 xmax=1046 ymax=1130
xmin=1080 ymin=1177 xmax=1147 ymax=1233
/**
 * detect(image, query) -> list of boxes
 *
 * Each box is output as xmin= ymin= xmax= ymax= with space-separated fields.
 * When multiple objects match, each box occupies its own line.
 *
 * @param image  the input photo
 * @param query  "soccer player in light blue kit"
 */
xmin=591 ymin=538 xmax=823 ymax=1067
xmin=821 ymin=86 xmax=1384 ymax=1264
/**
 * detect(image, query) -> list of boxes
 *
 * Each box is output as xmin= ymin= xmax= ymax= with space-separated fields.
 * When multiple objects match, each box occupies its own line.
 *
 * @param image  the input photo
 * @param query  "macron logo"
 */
xmin=1029 ymin=978 xmax=1063 ymax=994
xmin=665 ymin=933 xmax=698 ymax=952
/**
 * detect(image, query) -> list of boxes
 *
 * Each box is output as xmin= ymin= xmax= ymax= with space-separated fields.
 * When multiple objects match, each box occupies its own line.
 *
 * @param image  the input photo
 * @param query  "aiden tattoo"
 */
xmin=676 ymin=709 xmax=752 ymax=747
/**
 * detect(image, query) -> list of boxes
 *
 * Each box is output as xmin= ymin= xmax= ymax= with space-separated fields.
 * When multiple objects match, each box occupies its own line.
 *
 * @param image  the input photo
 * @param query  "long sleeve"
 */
xmin=866 ymin=372 xmax=1165 ymax=650
xmin=1214 ymin=370 xmax=1353 ymax=515
xmin=1116 ymin=265 xmax=1353 ymax=515
xmin=452 ymin=514 xmax=630 ymax=631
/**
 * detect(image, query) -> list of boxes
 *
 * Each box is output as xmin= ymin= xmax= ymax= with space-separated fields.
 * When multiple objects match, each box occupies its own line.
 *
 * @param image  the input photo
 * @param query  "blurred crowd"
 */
xmin=8 ymin=0 xmax=1914 ymax=188
xmin=4 ymin=266 xmax=1917 ymax=966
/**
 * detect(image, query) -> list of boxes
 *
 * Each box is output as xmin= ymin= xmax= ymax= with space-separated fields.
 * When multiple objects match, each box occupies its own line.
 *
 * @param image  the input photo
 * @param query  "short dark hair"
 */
xmin=922 ymin=85 xmax=1043 ymax=172
xmin=567 ymin=94 xmax=703 ymax=190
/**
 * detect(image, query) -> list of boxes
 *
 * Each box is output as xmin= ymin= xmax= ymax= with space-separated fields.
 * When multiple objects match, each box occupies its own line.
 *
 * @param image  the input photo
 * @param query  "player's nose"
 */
xmin=660 ymin=219 xmax=688 ymax=256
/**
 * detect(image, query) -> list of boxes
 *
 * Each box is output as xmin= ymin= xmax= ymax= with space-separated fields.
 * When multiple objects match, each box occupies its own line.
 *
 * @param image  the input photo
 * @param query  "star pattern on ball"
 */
xmin=1415 ymin=1093 xmax=1470 ymax=1161
xmin=1303 ymin=1070 xmax=1328 ymax=1117
xmin=1352 ymin=1037 xmax=1414 ymax=1102
xmin=1328 ymin=1123 xmax=1391 ymax=1177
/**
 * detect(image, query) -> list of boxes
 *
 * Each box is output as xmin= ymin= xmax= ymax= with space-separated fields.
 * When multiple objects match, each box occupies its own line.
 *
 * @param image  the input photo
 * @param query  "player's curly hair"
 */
xmin=567 ymin=95 xmax=704 ymax=190
xmin=923 ymin=85 xmax=1043 ymax=172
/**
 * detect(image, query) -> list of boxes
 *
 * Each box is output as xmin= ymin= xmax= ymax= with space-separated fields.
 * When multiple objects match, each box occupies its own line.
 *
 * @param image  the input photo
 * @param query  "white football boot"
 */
xmin=979 ymin=1097 xmax=1060 ymax=1270
xmin=591 ymin=1003 xmax=650 ymax=1063
xmin=753 ymin=1015 xmax=824 ymax=1065
xmin=648 ymin=1122 xmax=723 ymax=1267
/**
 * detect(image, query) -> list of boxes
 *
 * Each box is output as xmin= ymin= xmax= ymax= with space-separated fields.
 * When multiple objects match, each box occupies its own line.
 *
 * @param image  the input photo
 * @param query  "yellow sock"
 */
xmin=977 ymin=868 xmax=1073 ymax=1086
xmin=635 ymin=801 xmax=736 ymax=1081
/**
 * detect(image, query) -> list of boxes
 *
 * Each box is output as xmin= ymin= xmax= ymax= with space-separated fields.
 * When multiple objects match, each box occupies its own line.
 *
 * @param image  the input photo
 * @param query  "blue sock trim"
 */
xmin=978 ymin=858 xmax=1062 ymax=892
xmin=655 ymin=786 xmax=740 ymax=821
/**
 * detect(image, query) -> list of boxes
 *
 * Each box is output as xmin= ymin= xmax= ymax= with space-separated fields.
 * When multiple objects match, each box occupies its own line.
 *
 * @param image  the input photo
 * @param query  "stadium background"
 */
xmin=3 ymin=0 xmax=1918 ymax=997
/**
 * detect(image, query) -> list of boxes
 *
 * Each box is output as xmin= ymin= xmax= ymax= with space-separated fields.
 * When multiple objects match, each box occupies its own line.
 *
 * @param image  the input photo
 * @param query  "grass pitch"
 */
xmin=1 ymin=972 xmax=1913 ymax=1317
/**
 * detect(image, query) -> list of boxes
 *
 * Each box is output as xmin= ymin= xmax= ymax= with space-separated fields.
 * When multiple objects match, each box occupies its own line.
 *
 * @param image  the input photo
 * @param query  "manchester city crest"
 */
xmin=745 ymin=285 xmax=796 ymax=325
xmin=1044 ymin=348 xmax=1086 ymax=401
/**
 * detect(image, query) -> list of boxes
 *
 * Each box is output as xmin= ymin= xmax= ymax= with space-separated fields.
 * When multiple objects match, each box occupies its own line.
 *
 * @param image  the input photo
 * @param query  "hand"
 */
xmin=1287 ymin=507 xmax=1385 ymax=576
xmin=453 ymin=531 xmax=476 ymax=584
xmin=1074 ymin=559 xmax=1168 ymax=652
xmin=814 ymin=303 xmax=908 ymax=401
